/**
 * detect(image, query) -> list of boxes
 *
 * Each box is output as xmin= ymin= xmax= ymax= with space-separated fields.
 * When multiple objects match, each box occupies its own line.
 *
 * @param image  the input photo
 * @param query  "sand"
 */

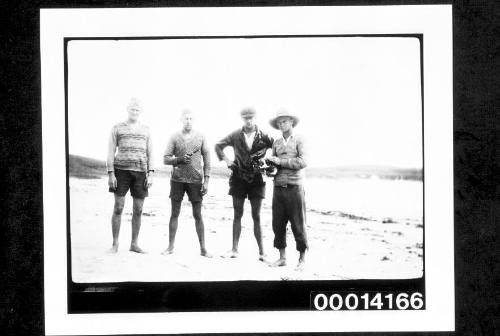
xmin=70 ymin=176 xmax=423 ymax=282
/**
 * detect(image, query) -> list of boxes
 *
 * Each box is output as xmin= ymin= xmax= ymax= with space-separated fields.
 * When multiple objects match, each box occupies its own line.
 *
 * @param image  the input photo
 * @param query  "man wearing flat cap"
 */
xmin=215 ymin=108 xmax=274 ymax=261
xmin=267 ymin=109 xmax=308 ymax=270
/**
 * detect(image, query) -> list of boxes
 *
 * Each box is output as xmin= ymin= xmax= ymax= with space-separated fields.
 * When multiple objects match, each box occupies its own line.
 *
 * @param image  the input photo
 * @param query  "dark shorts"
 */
xmin=170 ymin=180 xmax=203 ymax=203
xmin=109 ymin=169 xmax=148 ymax=198
xmin=229 ymin=174 xmax=266 ymax=200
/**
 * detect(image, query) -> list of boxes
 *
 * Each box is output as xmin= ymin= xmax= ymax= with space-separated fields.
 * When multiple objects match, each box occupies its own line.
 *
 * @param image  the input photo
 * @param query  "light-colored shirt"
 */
xmin=244 ymin=131 xmax=256 ymax=150
xmin=272 ymin=134 xmax=307 ymax=186
xmin=107 ymin=121 xmax=153 ymax=172
xmin=163 ymin=131 xmax=211 ymax=183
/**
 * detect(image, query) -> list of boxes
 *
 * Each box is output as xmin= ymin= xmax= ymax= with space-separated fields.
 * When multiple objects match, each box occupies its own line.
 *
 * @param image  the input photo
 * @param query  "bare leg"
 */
xmin=270 ymin=248 xmax=287 ymax=267
xmin=192 ymin=201 xmax=212 ymax=257
xmin=250 ymin=198 xmax=265 ymax=260
xmin=129 ymin=197 xmax=146 ymax=253
xmin=162 ymin=199 xmax=181 ymax=255
xmin=109 ymin=195 xmax=125 ymax=253
xmin=222 ymin=197 xmax=244 ymax=258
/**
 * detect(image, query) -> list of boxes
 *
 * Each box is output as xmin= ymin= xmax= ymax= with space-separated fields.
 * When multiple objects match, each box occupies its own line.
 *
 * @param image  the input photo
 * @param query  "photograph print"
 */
xmin=67 ymin=35 xmax=424 ymax=289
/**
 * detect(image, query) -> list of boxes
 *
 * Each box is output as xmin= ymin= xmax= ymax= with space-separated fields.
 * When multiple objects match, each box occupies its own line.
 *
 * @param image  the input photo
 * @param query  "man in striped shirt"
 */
xmin=267 ymin=109 xmax=308 ymax=270
xmin=162 ymin=110 xmax=212 ymax=257
xmin=107 ymin=98 xmax=154 ymax=253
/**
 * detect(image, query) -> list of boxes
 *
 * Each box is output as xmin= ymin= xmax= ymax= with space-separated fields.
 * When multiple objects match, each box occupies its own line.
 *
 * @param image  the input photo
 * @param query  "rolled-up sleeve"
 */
xmin=106 ymin=126 xmax=117 ymax=172
xmin=279 ymin=136 xmax=307 ymax=170
xmin=214 ymin=133 xmax=233 ymax=161
xmin=202 ymin=135 xmax=211 ymax=177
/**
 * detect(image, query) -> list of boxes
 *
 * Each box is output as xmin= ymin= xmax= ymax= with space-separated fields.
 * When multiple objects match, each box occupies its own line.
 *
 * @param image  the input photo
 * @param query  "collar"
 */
xmin=281 ymin=133 xmax=294 ymax=142
xmin=241 ymin=125 xmax=259 ymax=134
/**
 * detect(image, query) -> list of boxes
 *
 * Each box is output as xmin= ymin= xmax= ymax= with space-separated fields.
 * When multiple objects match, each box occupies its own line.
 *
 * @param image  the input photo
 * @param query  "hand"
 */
xmin=177 ymin=153 xmax=192 ymax=165
xmin=267 ymin=156 xmax=281 ymax=165
xmin=201 ymin=181 xmax=209 ymax=196
xmin=183 ymin=153 xmax=193 ymax=164
xmin=108 ymin=173 xmax=117 ymax=190
xmin=145 ymin=174 xmax=153 ymax=189
xmin=224 ymin=158 xmax=235 ymax=169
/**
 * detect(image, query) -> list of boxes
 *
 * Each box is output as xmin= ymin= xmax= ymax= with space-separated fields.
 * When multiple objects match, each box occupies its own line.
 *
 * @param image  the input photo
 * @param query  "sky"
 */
xmin=67 ymin=37 xmax=422 ymax=169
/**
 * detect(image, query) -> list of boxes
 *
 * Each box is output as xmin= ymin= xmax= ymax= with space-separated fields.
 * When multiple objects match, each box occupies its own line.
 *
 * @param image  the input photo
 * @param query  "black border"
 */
xmin=64 ymin=34 xmax=425 ymax=313
xmin=5 ymin=0 xmax=500 ymax=334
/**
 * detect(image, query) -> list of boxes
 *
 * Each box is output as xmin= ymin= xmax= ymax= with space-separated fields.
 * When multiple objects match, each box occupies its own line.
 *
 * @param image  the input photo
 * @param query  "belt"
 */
xmin=274 ymin=184 xmax=301 ymax=189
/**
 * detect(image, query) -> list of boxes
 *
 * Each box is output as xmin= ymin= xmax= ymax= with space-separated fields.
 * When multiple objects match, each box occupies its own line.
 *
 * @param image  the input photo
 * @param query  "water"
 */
xmin=241 ymin=176 xmax=423 ymax=222
xmin=92 ymin=176 xmax=423 ymax=222
xmin=301 ymin=178 xmax=423 ymax=221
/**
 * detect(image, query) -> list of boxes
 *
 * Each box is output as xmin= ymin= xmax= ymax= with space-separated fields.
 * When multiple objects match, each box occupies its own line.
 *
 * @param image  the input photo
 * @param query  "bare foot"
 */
xmin=259 ymin=254 xmax=267 ymax=262
xmin=269 ymin=258 xmax=287 ymax=267
xmin=201 ymin=249 xmax=213 ymax=258
xmin=129 ymin=245 xmax=146 ymax=253
xmin=295 ymin=259 xmax=306 ymax=271
xmin=107 ymin=245 xmax=119 ymax=253
xmin=161 ymin=248 xmax=174 ymax=256
xmin=220 ymin=250 xmax=238 ymax=258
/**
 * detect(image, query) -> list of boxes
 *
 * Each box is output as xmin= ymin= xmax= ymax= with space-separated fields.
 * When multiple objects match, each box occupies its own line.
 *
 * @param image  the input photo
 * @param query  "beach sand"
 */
xmin=70 ymin=176 xmax=423 ymax=282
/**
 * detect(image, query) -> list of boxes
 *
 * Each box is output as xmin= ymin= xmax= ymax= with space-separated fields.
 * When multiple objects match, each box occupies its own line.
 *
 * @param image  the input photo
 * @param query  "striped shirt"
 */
xmin=163 ymin=131 xmax=211 ymax=183
xmin=107 ymin=121 xmax=153 ymax=172
xmin=272 ymin=134 xmax=307 ymax=186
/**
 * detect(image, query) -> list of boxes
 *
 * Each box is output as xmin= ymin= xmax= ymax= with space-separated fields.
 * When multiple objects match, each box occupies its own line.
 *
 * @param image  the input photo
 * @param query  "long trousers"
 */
xmin=272 ymin=184 xmax=308 ymax=252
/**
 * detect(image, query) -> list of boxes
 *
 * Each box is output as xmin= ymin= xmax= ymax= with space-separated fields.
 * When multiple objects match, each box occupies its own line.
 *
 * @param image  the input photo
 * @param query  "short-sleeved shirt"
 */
xmin=106 ymin=121 xmax=153 ymax=172
xmin=163 ymin=131 xmax=211 ymax=184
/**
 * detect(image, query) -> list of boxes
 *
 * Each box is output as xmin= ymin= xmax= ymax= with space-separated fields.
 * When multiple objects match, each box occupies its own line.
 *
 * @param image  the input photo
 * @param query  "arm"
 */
xmin=278 ymin=137 xmax=307 ymax=170
xmin=201 ymin=135 xmax=211 ymax=178
xmin=106 ymin=126 xmax=117 ymax=189
xmin=145 ymin=130 xmax=154 ymax=188
xmin=146 ymin=129 xmax=154 ymax=172
xmin=163 ymin=136 xmax=178 ymax=165
xmin=106 ymin=126 xmax=117 ymax=172
xmin=201 ymin=136 xmax=211 ymax=195
xmin=214 ymin=133 xmax=233 ymax=162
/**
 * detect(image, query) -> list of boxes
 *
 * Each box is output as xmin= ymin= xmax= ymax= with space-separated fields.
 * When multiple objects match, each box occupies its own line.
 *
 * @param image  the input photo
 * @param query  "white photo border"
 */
xmin=41 ymin=5 xmax=453 ymax=334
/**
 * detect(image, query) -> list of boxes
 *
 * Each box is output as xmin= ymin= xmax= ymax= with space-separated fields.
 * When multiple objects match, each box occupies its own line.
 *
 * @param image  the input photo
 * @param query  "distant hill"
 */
xmin=69 ymin=154 xmax=422 ymax=181
xmin=69 ymin=154 xmax=108 ymax=179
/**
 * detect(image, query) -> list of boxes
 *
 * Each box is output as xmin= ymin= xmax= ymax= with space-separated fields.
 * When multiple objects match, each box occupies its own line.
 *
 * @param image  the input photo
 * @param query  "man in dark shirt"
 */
xmin=215 ymin=108 xmax=274 ymax=261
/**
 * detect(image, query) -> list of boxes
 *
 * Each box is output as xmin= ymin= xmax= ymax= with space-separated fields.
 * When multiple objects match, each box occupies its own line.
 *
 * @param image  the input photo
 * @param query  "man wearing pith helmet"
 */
xmin=106 ymin=98 xmax=154 ymax=254
xmin=215 ymin=108 xmax=274 ymax=261
xmin=267 ymin=109 xmax=308 ymax=270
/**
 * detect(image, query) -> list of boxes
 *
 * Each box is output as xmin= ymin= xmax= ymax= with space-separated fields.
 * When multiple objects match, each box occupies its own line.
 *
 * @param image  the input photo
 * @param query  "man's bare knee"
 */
xmin=171 ymin=208 xmax=181 ymax=218
xmin=113 ymin=205 xmax=124 ymax=216
xmin=113 ymin=200 xmax=125 ymax=216
xmin=133 ymin=205 xmax=143 ymax=216
xmin=113 ymin=199 xmax=125 ymax=215
xmin=192 ymin=209 xmax=202 ymax=221
xmin=191 ymin=202 xmax=202 ymax=221
xmin=170 ymin=200 xmax=182 ymax=218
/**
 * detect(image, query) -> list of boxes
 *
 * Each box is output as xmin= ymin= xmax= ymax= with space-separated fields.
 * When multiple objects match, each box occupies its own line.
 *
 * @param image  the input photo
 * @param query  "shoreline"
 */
xmin=70 ymin=176 xmax=423 ymax=282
